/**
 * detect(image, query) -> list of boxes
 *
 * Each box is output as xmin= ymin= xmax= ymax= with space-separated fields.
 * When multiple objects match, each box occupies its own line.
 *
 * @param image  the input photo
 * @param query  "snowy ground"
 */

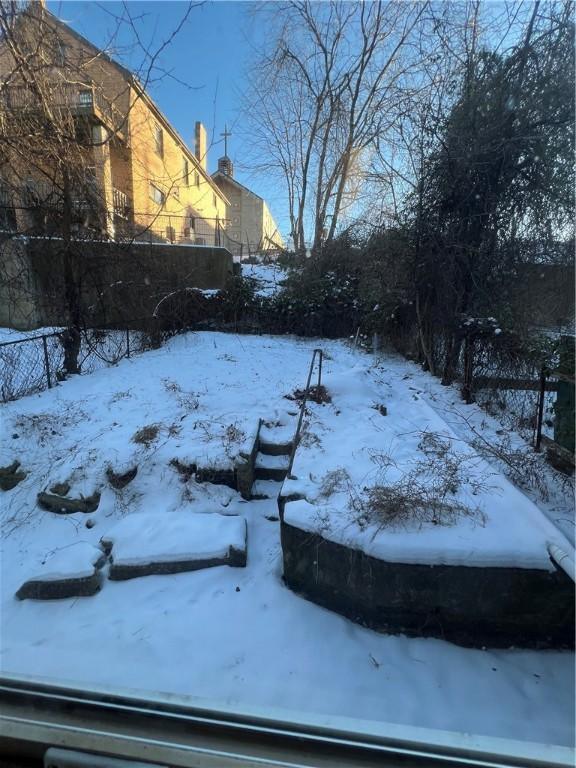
xmin=284 ymin=354 xmax=574 ymax=562
xmin=241 ymin=261 xmax=287 ymax=296
xmin=0 ymin=332 xmax=574 ymax=747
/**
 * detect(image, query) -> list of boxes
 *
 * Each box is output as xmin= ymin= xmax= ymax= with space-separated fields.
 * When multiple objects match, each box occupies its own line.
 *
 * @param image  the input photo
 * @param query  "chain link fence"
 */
xmin=0 ymin=326 xmax=154 ymax=403
xmin=470 ymin=343 xmax=546 ymax=443
xmin=456 ymin=329 xmax=574 ymax=470
xmin=0 ymin=332 xmax=63 ymax=402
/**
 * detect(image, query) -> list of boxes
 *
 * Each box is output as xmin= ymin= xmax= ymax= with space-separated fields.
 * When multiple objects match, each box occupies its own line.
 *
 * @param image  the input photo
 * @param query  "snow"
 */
xmin=22 ymin=542 xmax=103 ymax=582
xmin=251 ymin=479 xmax=282 ymax=499
xmin=259 ymin=422 xmax=295 ymax=444
xmin=0 ymin=332 xmax=574 ymax=747
xmin=241 ymin=262 xmax=287 ymax=296
xmin=282 ymin=360 xmax=572 ymax=570
xmin=255 ymin=453 xmax=289 ymax=470
xmin=103 ymin=512 xmax=246 ymax=566
xmin=285 ymin=497 xmax=557 ymax=569
xmin=0 ymin=326 xmax=62 ymax=345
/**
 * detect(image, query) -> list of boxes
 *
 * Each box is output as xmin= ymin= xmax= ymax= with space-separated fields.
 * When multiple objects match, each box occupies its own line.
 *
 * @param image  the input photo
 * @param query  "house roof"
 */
xmin=38 ymin=5 xmax=229 ymax=206
xmin=211 ymin=169 xmax=264 ymax=202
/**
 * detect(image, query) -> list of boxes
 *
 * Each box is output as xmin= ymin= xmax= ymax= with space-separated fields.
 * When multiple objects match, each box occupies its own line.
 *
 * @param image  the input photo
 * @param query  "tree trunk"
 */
xmin=441 ymin=332 xmax=462 ymax=386
xmin=61 ymin=171 xmax=82 ymax=375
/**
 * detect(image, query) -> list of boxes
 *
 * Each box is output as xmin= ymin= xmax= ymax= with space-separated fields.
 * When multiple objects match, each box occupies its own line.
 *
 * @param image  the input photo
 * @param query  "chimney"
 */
xmin=195 ymin=122 xmax=207 ymax=171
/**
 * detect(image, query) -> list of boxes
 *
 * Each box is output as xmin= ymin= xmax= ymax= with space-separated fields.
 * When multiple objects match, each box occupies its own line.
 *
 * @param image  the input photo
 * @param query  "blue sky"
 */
xmin=47 ymin=1 xmax=288 ymax=234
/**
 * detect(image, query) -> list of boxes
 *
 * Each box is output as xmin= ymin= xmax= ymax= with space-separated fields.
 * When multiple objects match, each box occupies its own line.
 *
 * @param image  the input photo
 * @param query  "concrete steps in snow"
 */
xmin=250 ymin=479 xmax=283 ymax=500
xmin=254 ymin=452 xmax=290 ymax=482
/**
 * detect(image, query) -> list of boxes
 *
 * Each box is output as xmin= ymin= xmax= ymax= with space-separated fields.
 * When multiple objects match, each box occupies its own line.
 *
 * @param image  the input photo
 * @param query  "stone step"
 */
xmin=258 ymin=440 xmax=293 ymax=457
xmin=250 ymin=479 xmax=283 ymax=500
xmin=255 ymin=453 xmax=289 ymax=470
xmin=254 ymin=466 xmax=288 ymax=482
xmin=254 ymin=453 xmax=289 ymax=481
xmin=259 ymin=423 xmax=295 ymax=445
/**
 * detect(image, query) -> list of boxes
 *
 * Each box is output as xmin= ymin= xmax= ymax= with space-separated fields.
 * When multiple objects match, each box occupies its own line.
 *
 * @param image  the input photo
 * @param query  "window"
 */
xmin=150 ymin=183 xmax=165 ymax=205
xmin=79 ymin=90 xmax=93 ymax=107
xmin=183 ymin=158 xmax=190 ymax=186
xmin=0 ymin=180 xmax=16 ymax=231
xmin=166 ymin=225 xmax=176 ymax=243
xmin=75 ymin=120 xmax=91 ymax=144
xmin=55 ymin=40 xmax=67 ymax=66
xmin=194 ymin=171 xmax=200 ymax=188
xmin=154 ymin=123 xmax=164 ymax=157
xmin=183 ymin=216 xmax=195 ymax=238
xmin=213 ymin=193 xmax=217 ymax=207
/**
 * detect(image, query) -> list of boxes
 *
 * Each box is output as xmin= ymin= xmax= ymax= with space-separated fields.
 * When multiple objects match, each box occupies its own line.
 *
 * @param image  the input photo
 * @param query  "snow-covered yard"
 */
xmin=241 ymin=261 xmax=287 ymax=296
xmin=0 ymin=332 xmax=574 ymax=747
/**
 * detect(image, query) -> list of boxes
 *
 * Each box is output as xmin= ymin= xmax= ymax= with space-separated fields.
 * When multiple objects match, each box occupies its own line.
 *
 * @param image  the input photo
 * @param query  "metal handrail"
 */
xmin=287 ymin=348 xmax=323 ymax=478
xmin=548 ymin=542 xmax=576 ymax=582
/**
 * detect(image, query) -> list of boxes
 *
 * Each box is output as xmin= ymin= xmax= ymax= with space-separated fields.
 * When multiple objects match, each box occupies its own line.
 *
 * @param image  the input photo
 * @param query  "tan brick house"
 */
xmin=0 ymin=1 xmax=229 ymax=246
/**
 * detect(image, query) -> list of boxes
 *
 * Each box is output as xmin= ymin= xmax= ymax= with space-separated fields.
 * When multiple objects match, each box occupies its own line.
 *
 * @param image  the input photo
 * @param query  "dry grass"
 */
xmin=350 ymin=432 xmax=490 ymax=531
xmin=286 ymin=385 xmax=331 ymax=404
xmin=354 ymin=484 xmax=481 ymax=530
xmin=224 ymin=423 xmax=246 ymax=444
xmin=132 ymin=424 xmax=160 ymax=447
xmin=318 ymin=468 xmax=351 ymax=498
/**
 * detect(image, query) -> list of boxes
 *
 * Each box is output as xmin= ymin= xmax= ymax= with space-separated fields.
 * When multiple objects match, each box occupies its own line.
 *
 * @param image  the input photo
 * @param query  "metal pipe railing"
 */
xmin=287 ymin=348 xmax=323 ymax=478
xmin=547 ymin=542 xmax=576 ymax=582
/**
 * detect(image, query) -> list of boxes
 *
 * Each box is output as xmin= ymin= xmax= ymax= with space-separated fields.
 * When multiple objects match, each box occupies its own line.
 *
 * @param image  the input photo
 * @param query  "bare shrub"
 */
xmin=223 ymin=422 xmax=247 ymax=458
xmin=285 ymin=385 xmax=331 ymax=404
xmin=352 ymin=434 xmax=490 ymax=531
xmin=353 ymin=483 xmax=482 ymax=531
xmin=447 ymin=407 xmax=573 ymax=503
xmin=131 ymin=424 xmax=160 ymax=447
xmin=471 ymin=433 xmax=558 ymax=502
xmin=224 ymin=423 xmax=246 ymax=444
xmin=318 ymin=468 xmax=351 ymax=498
xmin=299 ymin=426 xmax=321 ymax=449
xmin=162 ymin=379 xmax=200 ymax=411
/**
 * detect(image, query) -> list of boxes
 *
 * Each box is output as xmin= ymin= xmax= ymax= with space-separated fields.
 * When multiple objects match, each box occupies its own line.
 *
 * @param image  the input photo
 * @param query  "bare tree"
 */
xmin=243 ymin=0 xmax=427 ymax=254
xmin=0 ymin=0 xmax=194 ymax=370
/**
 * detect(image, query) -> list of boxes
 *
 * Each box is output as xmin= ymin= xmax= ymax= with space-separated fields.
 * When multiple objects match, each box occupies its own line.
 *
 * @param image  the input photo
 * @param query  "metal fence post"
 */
xmin=126 ymin=327 xmax=130 ymax=358
xmin=317 ymin=350 xmax=323 ymax=388
xmin=534 ymin=365 xmax=546 ymax=452
xmin=41 ymin=335 xmax=52 ymax=389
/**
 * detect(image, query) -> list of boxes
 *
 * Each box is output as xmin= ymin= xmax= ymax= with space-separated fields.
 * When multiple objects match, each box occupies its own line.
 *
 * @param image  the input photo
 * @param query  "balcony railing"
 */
xmin=116 ymin=213 xmax=244 ymax=259
xmin=112 ymin=188 xmax=131 ymax=220
xmin=0 ymin=202 xmax=244 ymax=259
xmin=0 ymin=84 xmax=125 ymax=137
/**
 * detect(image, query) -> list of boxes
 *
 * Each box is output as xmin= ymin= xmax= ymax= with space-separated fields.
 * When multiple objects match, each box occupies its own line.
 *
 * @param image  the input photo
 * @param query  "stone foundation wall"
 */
xmin=281 ymin=518 xmax=575 ymax=649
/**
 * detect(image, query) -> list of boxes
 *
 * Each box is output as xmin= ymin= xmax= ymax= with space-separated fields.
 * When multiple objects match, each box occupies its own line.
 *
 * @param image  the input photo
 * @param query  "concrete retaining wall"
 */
xmin=280 ymin=518 xmax=575 ymax=649
xmin=0 ymin=235 xmax=233 ymax=330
